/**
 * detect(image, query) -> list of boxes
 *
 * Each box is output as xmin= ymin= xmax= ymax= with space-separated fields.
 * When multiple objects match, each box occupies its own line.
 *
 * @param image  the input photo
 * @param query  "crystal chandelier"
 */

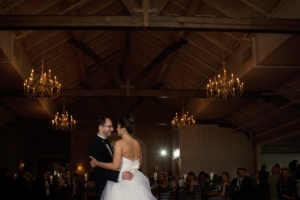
xmin=52 ymin=105 xmax=76 ymax=131
xmin=171 ymin=105 xmax=195 ymax=130
xmin=24 ymin=61 xmax=61 ymax=99
xmin=207 ymin=61 xmax=244 ymax=101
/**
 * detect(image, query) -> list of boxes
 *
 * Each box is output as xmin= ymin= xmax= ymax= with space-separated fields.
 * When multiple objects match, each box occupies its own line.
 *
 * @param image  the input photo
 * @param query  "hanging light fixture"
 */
xmin=24 ymin=61 xmax=61 ymax=99
xmin=52 ymin=105 xmax=76 ymax=131
xmin=207 ymin=61 xmax=244 ymax=101
xmin=171 ymin=105 xmax=195 ymax=130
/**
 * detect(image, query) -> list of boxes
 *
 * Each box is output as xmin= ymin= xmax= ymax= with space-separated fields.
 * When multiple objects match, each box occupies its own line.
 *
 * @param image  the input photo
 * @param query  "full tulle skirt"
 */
xmin=101 ymin=169 xmax=156 ymax=200
xmin=101 ymin=157 xmax=156 ymax=200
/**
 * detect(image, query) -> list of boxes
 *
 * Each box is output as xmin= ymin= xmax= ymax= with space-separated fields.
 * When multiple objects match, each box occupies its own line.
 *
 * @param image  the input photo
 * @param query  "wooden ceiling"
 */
xmin=1 ymin=0 xmax=300 ymax=145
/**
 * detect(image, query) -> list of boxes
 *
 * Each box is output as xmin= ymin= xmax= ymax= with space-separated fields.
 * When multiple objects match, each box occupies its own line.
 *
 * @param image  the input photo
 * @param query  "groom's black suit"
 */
xmin=88 ymin=135 xmax=120 ymax=199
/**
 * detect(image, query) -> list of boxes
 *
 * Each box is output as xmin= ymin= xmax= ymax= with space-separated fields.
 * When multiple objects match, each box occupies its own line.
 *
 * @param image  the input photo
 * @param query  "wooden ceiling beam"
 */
xmin=0 ymin=89 xmax=272 ymax=98
xmin=0 ymin=100 xmax=21 ymax=120
xmin=68 ymin=37 xmax=124 ymax=87
xmin=235 ymin=98 xmax=300 ymax=132
xmin=152 ymin=0 xmax=170 ymax=14
xmin=134 ymin=38 xmax=187 ymax=87
xmin=122 ymin=0 xmax=169 ymax=16
xmin=254 ymin=118 xmax=300 ymax=146
xmin=66 ymin=89 xmax=207 ymax=98
xmin=121 ymin=0 xmax=140 ymax=15
xmin=66 ymin=0 xmax=88 ymax=85
xmin=1 ymin=15 xmax=300 ymax=33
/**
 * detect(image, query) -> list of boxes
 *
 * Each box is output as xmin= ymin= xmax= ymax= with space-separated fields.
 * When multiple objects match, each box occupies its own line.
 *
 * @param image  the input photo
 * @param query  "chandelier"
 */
xmin=171 ymin=105 xmax=195 ymax=130
xmin=52 ymin=105 xmax=76 ymax=131
xmin=207 ymin=61 xmax=244 ymax=101
xmin=24 ymin=61 xmax=61 ymax=99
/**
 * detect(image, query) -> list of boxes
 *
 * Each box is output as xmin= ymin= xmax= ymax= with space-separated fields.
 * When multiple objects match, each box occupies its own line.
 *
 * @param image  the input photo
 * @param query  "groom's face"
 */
xmin=101 ymin=118 xmax=114 ymax=137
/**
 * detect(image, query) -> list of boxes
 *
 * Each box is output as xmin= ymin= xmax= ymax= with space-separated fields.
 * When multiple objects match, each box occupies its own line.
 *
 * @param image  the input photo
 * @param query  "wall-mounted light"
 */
xmin=173 ymin=149 xmax=180 ymax=159
xmin=77 ymin=165 xmax=83 ymax=172
xmin=160 ymin=149 xmax=167 ymax=156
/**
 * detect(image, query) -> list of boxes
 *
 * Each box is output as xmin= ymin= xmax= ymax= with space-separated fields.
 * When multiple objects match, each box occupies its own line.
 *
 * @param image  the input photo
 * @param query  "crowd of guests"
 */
xmin=150 ymin=159 xmax=300 ymax=200
xmin=255 ymin=160 xmax=300 ymax=200
xmin=0 ymin=167 xmax=80 ymax=200
xmin=1 ymin=159 xmax=300 ymax=200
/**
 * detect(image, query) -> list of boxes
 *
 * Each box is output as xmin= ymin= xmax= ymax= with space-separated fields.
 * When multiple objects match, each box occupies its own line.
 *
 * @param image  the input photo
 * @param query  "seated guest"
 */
xmin=13 ymin=170 xmax=33 ymax=200
xmin=0 ymin=168 xmax=13 ymax=198
xmin=170 ymin=172 xmax=180 ymax=188
xmin=276 ymin=168 xmax=296 ymax=200
xmin=167 ymin=170 xmax=174 ymax=182
xmin=178 ymin=171 xmax=199 ymax=200
xmin=288 ymin=160 xmax=298 ymax=178
xmin=155 ymin=172 xmax=172 ymax=199
xmin=231 ymin=167 xmax=243 ymax=198
xmin=34 ymin=169 xmax=53 ymax=200
xmin=170 ymin=173 xmax=181 ymax=200
xmin=257 ymin=164 xmax=270 ymax=200
xmin=232 ymin=168 xmax=254 ymax=200
xmin=207 ymin=172 xmax=231 ymax=200
xmin=269 ymin=165 xmax=281 ymax=200
xmin=58 ymin=169 xmax=77 ymax=200
xmin=198 ymin=171 xmax=208 ymax=191
xmin=157 ymin=172 xmax=171 ymax=193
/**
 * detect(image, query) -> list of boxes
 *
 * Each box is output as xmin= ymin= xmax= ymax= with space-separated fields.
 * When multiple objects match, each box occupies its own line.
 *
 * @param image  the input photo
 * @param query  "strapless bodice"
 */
xmin=121 ymin=157 xmax=140 ymax=172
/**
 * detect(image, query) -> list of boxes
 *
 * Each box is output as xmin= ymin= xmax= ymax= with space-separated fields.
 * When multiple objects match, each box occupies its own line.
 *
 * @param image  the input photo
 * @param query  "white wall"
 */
xmin=260 ymin=153 xmax=300 ymax=171
xmin=176 ymin=124 xmax=255 ymax=179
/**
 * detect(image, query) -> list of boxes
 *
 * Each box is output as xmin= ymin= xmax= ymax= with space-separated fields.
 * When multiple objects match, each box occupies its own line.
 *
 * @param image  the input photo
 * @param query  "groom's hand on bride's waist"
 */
xmin=122 ymin=171 xmax=134 ymax=180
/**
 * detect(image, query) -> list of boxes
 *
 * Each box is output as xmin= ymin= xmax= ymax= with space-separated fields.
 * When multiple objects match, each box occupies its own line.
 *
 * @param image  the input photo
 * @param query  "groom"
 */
xmin=88 ymin=116 xmax=134 ymax=199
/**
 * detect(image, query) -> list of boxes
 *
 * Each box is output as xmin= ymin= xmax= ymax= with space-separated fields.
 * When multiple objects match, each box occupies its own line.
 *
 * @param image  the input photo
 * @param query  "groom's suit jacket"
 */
xmin=88 ymin=136 xmax=119 ymax=197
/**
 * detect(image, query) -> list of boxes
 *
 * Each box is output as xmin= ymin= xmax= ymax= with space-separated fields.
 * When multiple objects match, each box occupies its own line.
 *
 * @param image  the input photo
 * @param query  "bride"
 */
xmin=90 ymin=114 xmax=156 ymax=200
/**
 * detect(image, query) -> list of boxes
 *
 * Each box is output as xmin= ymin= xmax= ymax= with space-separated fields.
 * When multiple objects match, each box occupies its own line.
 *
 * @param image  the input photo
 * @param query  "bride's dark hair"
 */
xmin=119 ymin=114 xmax=136 ymax=134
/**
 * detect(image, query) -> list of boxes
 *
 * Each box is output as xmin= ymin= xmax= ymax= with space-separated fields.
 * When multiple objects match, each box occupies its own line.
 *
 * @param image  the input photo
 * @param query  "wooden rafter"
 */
xmin=1 ymin=15 xmax=300 ymax=33
xmin=134 ymin=38 xmax=187 ymax=87
xmin=68 ymin=37 xmax=125 ymax=87
xmin=0 ymin=89 xmax=273 ymax=98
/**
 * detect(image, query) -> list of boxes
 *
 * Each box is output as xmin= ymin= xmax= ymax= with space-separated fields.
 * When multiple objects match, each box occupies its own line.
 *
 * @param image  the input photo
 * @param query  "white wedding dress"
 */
xmin=101 ymin=157 xmax=156 ymax=200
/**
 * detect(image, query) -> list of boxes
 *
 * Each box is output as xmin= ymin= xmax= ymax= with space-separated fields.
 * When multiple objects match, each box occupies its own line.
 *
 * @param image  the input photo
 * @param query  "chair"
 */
xmin=193 ymin=185 xmax=202 ymax=200
xmin=159 ymin=191 xmax=171 ymax=200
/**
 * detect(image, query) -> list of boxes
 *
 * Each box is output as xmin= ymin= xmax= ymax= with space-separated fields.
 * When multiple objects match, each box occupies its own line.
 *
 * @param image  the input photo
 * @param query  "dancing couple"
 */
xmin=88 ymin=114 xmax=156 ymax=200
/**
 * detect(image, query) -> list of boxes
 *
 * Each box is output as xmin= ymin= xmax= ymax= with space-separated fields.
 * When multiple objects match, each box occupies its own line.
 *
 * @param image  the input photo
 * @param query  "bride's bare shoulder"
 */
xmin=115 ymin=138 xmax=132 ymax=146
xmin=114 ymin=139 xmax=125 ymax=148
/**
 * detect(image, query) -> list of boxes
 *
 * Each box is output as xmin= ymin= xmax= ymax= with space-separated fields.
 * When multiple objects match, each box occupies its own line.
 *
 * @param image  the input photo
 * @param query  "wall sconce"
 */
xmin=19 ymin=162 xmax=25 ymax=170
xmin=77 ymin=165 xmax=83 ymax=172
xmin=173 ymin=149 xmax=180 ymax=159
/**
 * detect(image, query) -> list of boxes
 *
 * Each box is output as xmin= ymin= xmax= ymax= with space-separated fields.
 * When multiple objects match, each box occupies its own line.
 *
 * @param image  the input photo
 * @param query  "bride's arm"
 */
xmin=90 ymin=141 xmax=122 ymax=171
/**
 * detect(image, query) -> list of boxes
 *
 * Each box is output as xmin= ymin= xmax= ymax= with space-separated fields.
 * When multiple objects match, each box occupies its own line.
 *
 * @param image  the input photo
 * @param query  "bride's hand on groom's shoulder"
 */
xmin=89 ymin=156 xmax=97 ymax=167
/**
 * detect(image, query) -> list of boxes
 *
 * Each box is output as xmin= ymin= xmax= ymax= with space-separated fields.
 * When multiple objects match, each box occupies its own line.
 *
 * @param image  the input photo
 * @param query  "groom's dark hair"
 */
xmin=95 ymin=116 xmax=110 ymax=130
